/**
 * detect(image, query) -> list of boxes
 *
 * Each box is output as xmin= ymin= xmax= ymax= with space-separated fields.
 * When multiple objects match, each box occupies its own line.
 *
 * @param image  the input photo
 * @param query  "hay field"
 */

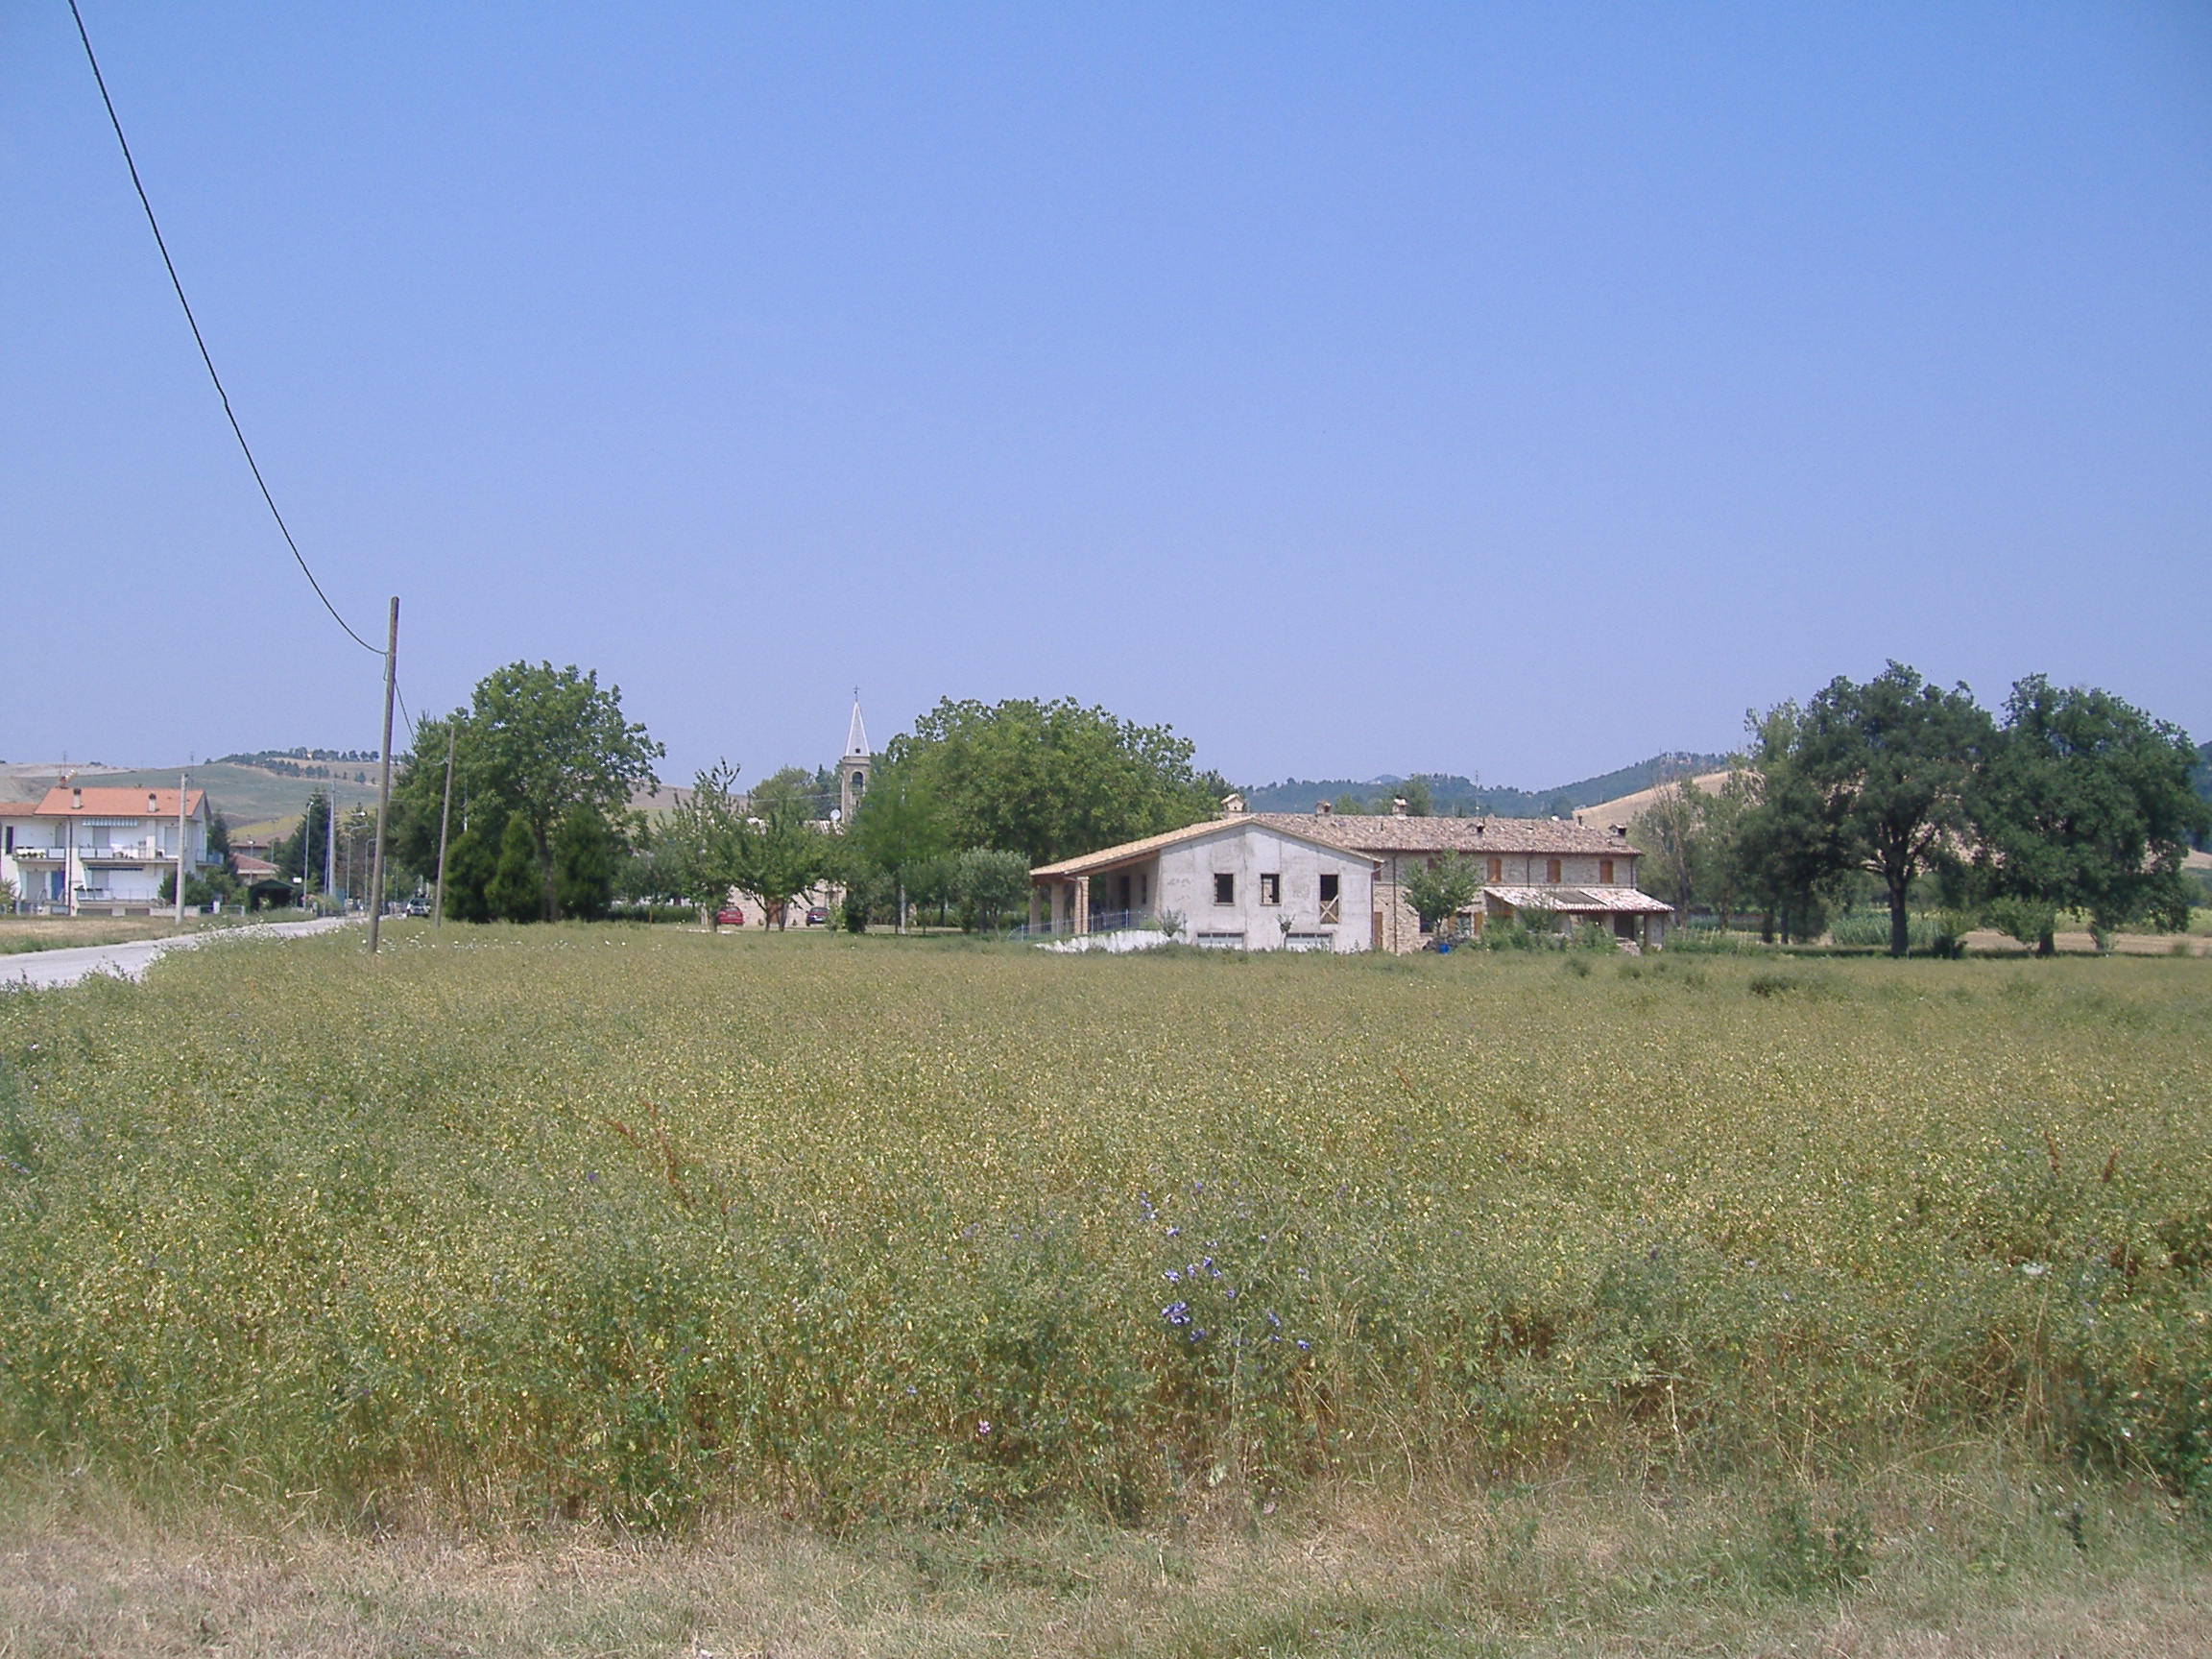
xmin=1 ymin=927 xmax=2208 ymax=1650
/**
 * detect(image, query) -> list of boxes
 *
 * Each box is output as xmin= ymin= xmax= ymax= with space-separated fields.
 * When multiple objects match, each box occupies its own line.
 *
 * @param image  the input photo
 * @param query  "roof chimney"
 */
xmin=1391 ymin=798 xmax=1408 ymax=816
xmin=1218 ymin=791 xmax=1246 ymax=815
xmin=149 ymin=792 xmax=159 ymax=814
xmin=1315 ymin=800 xmax=1333 ymax=815
xmin=71 ymin=787 xmax=82 ymax=810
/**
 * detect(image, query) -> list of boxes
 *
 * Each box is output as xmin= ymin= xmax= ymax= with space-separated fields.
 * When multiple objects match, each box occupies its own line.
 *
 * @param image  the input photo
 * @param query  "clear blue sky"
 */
xmin=5 ymin=4 xmax=2206 ymax=790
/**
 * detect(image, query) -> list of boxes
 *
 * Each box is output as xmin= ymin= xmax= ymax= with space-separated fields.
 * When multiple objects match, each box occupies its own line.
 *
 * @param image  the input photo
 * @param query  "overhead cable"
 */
xmin=66 ymin=0 xmax=381 ymax=656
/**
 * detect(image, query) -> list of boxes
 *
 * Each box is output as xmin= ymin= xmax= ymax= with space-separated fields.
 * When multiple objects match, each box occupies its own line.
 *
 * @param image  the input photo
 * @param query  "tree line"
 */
xmin=647 ymin=696 xmax=1230 ymax=932
xmin=379 ymin=671 xmax=1228 ymax=931
xmin=1631 ymin=663 xmax=2206 ymax=955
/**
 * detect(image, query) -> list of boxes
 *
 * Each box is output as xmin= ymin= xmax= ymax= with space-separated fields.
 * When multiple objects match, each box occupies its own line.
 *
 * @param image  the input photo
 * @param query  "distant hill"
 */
xmin=1244 ymin=753 xmax=1730 ymax=818
xmin=214 ymin=747 xmax=391 ymax=779
xmin=84 ymin=762 xmax=388 ymax=838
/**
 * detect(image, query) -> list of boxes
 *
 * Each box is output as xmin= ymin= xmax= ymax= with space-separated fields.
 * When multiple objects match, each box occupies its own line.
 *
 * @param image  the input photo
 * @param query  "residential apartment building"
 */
xmin=1 ymin=785 xmax=217 ymax=915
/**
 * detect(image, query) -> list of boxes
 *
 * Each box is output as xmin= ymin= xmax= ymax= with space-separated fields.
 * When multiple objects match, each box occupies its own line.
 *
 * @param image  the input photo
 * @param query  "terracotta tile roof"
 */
xmin=0 ymin=801 xmax=42 ymax=817
xmin=36 ymin=786 xmax=206 ymax=818
xmin=1029 ymin=816 xmax=1364 ymax=879
xmin=233 ymin=854 xmax=280 ymax=879
xmin=1245 ymin=812 xmax=1635 ymax=856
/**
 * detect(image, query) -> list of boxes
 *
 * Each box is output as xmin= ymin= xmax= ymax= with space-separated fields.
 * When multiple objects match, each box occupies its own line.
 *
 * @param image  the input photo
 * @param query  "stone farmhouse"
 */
xmin=1028 ymin=802 xmax=1672 ymax=953
xmin=2 ymin=784 xmax=218 ymax=916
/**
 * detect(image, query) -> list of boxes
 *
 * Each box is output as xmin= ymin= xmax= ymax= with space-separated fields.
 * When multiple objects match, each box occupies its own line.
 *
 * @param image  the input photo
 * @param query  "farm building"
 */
xmin=1027 ymin=803 xmax=1672 ymax=953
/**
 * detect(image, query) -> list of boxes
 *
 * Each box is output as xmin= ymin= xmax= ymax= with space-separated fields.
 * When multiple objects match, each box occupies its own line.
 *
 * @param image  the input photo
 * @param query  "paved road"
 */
xmin=1 ymin=917 xmax=358 ymax=991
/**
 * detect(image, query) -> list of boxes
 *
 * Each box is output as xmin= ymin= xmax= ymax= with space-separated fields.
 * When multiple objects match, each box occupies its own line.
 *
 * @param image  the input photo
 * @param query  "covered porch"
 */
xmin=1482 ymin=883 xmax=1675 ymax=948
xmin=1025 ymin=855 xmax=1162 ymax=940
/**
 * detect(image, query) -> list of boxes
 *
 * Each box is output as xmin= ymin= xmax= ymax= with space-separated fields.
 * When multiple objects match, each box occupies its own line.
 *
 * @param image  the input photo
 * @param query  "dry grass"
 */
xmin=4 ymin=1459 xmax=2206 ymax=1657
xmin=0 ymin=915 xmax=256 ymax=956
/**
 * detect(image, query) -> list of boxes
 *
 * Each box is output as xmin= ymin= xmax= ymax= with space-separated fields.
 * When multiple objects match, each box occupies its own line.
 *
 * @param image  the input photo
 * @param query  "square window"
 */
xmin=1260 ymin=873 xmax=1281 ymax=906
xmin=1214 ymin=873 xmax=1235 ymax=905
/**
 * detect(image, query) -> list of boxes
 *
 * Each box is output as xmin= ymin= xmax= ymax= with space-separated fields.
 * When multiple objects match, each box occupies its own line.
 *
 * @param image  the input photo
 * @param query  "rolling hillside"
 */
xmin=1243 ymin=752 xmax=1728 ymax=817
xmin=0 ymin=761 xmax=388 ymax=838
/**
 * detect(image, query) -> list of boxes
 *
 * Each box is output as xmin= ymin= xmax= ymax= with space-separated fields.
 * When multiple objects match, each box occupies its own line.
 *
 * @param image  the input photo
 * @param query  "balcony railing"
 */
xmin=1008 ymin=908 xmax=1163 ymax=942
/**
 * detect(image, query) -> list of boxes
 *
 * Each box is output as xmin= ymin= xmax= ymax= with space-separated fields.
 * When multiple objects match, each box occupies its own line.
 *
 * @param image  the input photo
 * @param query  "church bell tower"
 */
xmin=839 ymin=693 xmax=871 ymax=824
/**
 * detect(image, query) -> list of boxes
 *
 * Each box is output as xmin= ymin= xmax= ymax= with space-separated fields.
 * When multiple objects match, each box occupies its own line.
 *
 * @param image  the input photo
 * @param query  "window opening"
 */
xmin=1546 ymin=858 xmax=1562 ymax=883
xmin=1259 ymin=873 xmax=1281 ymax=906
xmin=1318 ymin=872 xmax=1339 ymax=925
xmin=1486 ymin=856 xmax=1503 ymax=882
xmin=1214 ymin=873 xmax=1235 ymax=905
xmin=1599 ymin=858 xmax=1614 ymax=884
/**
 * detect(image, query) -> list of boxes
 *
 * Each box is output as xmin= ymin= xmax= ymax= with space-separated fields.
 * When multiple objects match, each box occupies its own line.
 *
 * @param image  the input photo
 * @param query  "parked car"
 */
xmin=404 ymin=899 xmax=430 ymax=917
xmin=805 ymin=906 xmax=830 ymax=926
xmin=715 ymin=907 xmax=746 ymax=926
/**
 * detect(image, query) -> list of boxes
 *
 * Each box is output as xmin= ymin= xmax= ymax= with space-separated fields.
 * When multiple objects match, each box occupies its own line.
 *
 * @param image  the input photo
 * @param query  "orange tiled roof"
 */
xmin=35 ymin=786 xmax=206 ymax=818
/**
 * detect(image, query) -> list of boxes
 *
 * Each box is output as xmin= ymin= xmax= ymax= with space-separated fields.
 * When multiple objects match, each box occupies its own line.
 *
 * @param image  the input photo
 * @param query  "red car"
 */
xmin=714 ymin=908 xmax=746 ymax=926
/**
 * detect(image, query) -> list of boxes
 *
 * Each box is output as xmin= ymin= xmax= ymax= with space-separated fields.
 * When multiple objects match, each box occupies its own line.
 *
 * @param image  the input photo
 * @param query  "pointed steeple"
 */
xmin=844 ymin=690 xmax=869 ymax=760
xmin=838 ymin=691 xmax=872 ymax=824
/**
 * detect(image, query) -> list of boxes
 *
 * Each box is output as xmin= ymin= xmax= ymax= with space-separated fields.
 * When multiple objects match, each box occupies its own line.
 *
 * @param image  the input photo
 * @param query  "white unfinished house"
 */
xmin=1029 ymin=817 xmax=1377 ymax=952
xmin=1026 ymin=803 xmax=1672 ymax=953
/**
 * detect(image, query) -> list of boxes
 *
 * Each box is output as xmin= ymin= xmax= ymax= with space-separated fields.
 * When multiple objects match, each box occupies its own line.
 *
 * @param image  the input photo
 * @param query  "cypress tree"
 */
xmin=486 ymin=809 xmax=544 ymax=923
xmin=553 ymin=805 xmax=614 ymax=922
xmin=441 ymin=821 xmax=497 ymax=923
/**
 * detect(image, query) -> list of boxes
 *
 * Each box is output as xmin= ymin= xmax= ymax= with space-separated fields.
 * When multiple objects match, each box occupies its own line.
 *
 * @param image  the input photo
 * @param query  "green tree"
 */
xmin=441 ymin=820 xmax=497 ymax=923
xmin=904 ymin=853 xmax=959 ymax=929
xmin=1631 ymin=776 xmax=1707 ymax=916
xmin=486 ymin=810 xmax=545 ymax=924
xmin=891 ymin=697 xmax=1215 ymax=866
xmin=1329 ymin=791 xmax=1369 ymax=815
xmin=733 ymin=805 xmax=830 ymax=929
xmin=554 ymin=805 xmax=616 ymax=922
xmin=389 ymin=664 xmax=661 ymax=920
xmin=953 ymin=849 xmax=1031 ymax=932
xmin=1796 ymin=663 xmax=1991 ymax=956
xmin=748 ymin=764 xmax=830 ymax=820
xmin=1695 ymin=762 xmax=1758 ymax=932
xmin=1399 ymin=777 xmax=1433 ymax=817
xmin=1970 ymin=677 xmax=2207 ymax=950
xmin=661 ymin=761 xmax=748 ymax=927
xmin=1402 ymin=854 xmax=1479 ymax=937
xmin=849 ymin=753 xmax=948 ymax=934
xmin=273 ymin=788 xmax=333 ymax=896
xmin=1736 ymin=704 xmax=1847 ymax=944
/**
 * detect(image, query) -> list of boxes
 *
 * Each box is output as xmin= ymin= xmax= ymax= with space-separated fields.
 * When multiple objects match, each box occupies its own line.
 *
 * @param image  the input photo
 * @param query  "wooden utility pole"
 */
xmin=175 ymin=771 xmax=187 ymax=926
xmin=432 ymin=724 xmax=454 ymax=928
xmin=368 ymin=595 xmax=398 ymax=955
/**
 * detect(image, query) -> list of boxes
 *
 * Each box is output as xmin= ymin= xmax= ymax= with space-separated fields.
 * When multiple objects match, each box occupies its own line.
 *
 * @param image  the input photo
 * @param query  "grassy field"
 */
xmin=1 ymin=927 xmax=2207 ymax=1652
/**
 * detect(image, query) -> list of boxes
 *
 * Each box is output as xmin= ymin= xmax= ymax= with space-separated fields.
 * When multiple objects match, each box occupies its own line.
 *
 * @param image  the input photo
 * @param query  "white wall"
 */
xmin=1156 ymin=823 xmax=1373 ymax=953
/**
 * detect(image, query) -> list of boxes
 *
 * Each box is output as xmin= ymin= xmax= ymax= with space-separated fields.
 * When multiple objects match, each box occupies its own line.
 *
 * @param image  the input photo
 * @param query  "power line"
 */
xmin=66 ymin=0 xmax=380 ymax=657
